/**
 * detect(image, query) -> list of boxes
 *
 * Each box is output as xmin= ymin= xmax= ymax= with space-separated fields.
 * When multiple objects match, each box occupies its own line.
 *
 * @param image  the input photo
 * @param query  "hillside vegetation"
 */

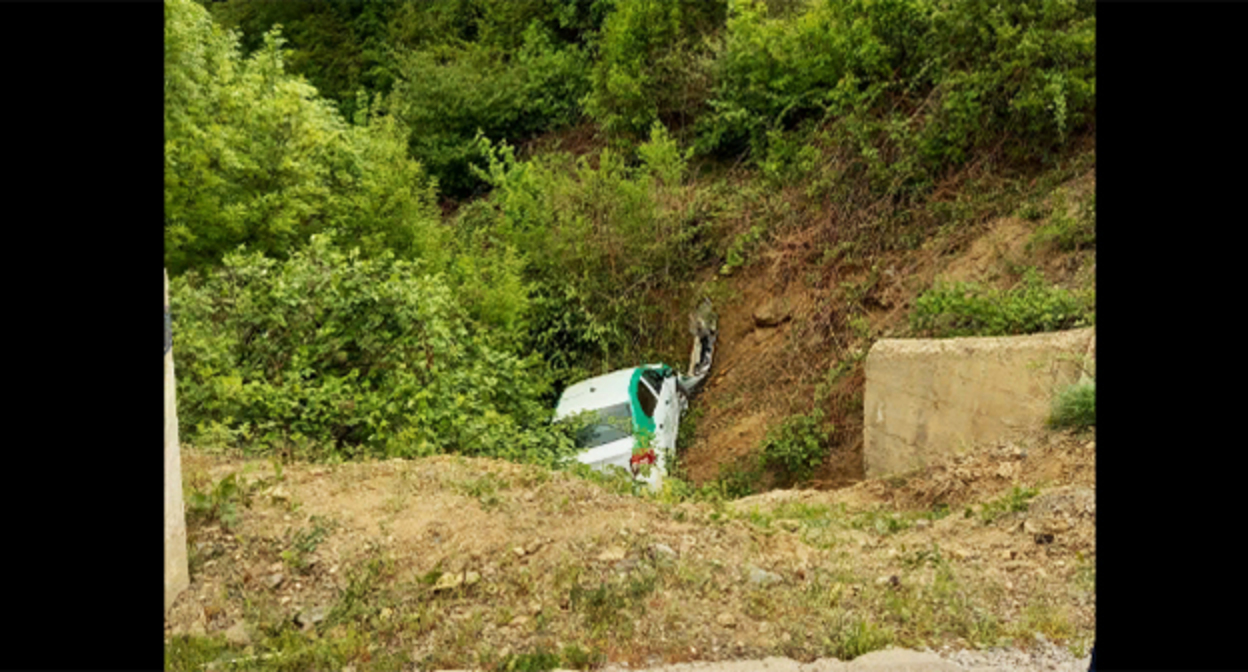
xmin=168 ymin=0 xmax=1095 ymax=494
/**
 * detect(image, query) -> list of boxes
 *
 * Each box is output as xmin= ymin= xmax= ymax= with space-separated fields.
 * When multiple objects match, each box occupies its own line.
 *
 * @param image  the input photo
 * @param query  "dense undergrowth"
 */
xmin=169 ymin=0 xmax=1095 ymax=479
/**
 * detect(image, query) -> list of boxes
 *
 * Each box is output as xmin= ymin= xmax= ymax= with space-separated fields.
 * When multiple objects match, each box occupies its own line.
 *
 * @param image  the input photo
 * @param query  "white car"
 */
xmin=553 ymin=301 xmax=717 ymax=490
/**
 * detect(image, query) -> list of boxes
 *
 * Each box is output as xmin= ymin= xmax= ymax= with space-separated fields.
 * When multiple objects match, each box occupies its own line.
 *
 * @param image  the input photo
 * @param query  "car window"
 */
xmin=571 ymin=403 xmax=633 ymax=449
xmin=642 ymin=369 xmax=665 ymax=392
xmin=636 ymin=378 xmax=658 ymax=418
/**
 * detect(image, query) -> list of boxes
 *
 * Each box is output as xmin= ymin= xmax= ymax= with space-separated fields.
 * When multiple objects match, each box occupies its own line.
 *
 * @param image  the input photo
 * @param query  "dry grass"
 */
xmin=167 ymin=429 xmax=1094 ymax=671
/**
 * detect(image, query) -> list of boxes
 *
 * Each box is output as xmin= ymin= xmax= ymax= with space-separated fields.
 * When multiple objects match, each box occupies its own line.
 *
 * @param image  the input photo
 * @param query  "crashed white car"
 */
xmin=553 ymin=301 xmax=717 ymax=490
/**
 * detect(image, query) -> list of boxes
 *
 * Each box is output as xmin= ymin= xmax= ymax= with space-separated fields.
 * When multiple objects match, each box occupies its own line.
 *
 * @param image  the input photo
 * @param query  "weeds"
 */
xmin=1029 ymin=190 xmax=1095 ymax=252
xmin=977 ymin=486 xmax=1041 ymax=525
xmin=281 ymin=516 xmax=333 ymax=573
xmin=911 ymin=268 xmax=1094 ymax=338
xmin=456 ymin=473 xmax=512 ymax=510
xmin=1049 ymin=380 xmax=1095 ymax=430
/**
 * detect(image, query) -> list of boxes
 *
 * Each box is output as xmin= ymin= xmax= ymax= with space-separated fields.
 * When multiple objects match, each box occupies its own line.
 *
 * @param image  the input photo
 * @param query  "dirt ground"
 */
xmin=167 ymin=424 xmax=1094 ymax=671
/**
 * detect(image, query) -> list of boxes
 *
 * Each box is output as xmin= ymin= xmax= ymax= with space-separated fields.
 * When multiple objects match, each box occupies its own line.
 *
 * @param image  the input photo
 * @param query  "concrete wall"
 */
xmin=863 ymin=328 xmax=1094 ymax=479
xmin=165 ymin=270 xmax=189 ymax=613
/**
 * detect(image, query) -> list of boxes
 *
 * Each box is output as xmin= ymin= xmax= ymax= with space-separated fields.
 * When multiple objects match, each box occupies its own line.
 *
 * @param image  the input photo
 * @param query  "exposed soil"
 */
xmin=168 ymin=425 xmax=1094 ymax=671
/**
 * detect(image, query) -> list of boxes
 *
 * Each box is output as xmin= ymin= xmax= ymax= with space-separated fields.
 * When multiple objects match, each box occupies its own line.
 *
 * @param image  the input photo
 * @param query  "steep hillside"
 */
xmin=675 ymin=145 xmax=1095 ymax=493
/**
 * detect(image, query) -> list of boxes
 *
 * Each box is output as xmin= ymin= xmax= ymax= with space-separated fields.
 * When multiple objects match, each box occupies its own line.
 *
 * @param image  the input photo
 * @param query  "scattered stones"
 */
xmin=525 ymin=540 xmax=543 ymax=555
xmin=223 ymin=622 xmax=251 ymax=646
xmin=264 ymin=573 xmax=284 ymax=590
xmin=513 ymin=547 xmax=527 ymax=557
xmin=1001 ymin=549 xmax=1016 ymax=561
xmin=914 ymin=519 xmax=931 ymax=530
xmin=651 ymin=543 xmax=677 ymax=559
xmin=747 ymin=566 xmax=783 ymax=586
xmin=598 ymin=546 xmax=627 ymax=562
xmin=754 ymin=298 xmax=792 ymax=328
xmin=529 ymin=601 xmax=543 ymax=615
xmin=433 ymin=571 xmax=481 ymax=592
xmin=294 ymin=606 xmax=327 ymax=629
xmin=717 ymin=612 xmax=737 ymax=628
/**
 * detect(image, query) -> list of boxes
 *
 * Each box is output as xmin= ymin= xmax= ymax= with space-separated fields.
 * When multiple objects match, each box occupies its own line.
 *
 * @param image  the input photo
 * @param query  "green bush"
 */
xmin=164 ymin=0 xmax=443 ymax=274
xmin=388 ymin=25 xmax=591 ymax=198
xmin=1030 ymin=190 xmax=1096 ymax=252
xmin=759 ymin=409 xmax=830 ymax=484
xmin=585 ymin=0 xmax=724 ymax=138
xmin=473 ymin=123 xmax=713 ymax=379
xmin=169 ymin=232 xmax=580 ymax=467
xmin=910 ymin=269 xmax=1094 ymax=338
xmin=697 ymin=0 xmax=1096 ymax=185
xmin=1049 ymin=380 xmax=1094 ymax=430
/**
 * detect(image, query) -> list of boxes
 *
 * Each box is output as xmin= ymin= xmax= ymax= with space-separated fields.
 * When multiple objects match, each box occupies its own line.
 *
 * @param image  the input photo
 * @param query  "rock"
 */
xmin=651 ymin=543 xmax=678 ymax=559
xmin=754 ymin=298 xmax=792 ymax=328
xmin=847 ymin=647 xmax=961 ymax=672
xmin=265 ymin=573 xmax=285 ymax=590
xmin=295 ymin=606 xmax=327 ymax=628
xmin=188 ymin=621 xmax=206 ymax=637
xmin=510 ymin=615 xmax=529 ymax=628
xmin=266 ymin=486 xmax=290 ymax=502
xmin=781 ymin=633 xmax=792 ymax=644
xmin=379 ymin=608 xmax=392 ymax=621
xmin=775 ymin=519 xmax=802 ymax=532
xmin=747 ymin=567 xmax=783 ymax=586
xmin=717 ymin=612 xmax=737 ymax=628
xmin=513 ymin=546 xmax=527 ymax=557
xmin=530 ymin=601 xmax=543 ymax=615
xmin=914 ymin=519 xmax=931 ymax=530
xmin=223 ymin=622 xmax=250 ymax=646
xmin=526 ymin=540 xmax=543 ymax=554
xmin=598 ymin=546 xmax=627 ymax=562
xmin=1001 ymin=550 xmax=1016 ymax=561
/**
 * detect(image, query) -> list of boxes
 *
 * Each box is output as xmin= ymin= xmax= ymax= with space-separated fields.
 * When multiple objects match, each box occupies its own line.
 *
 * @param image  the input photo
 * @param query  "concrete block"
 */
xmin=864 ymin=328 xmax=1094 ymax=478
xmin=165 ymin=270 xmax=189 ymax=613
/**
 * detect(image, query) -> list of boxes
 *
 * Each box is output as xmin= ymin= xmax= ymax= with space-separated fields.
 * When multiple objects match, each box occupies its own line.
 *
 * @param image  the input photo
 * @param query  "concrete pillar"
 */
xmin=165 ymin=270 xmax=189 ymax=613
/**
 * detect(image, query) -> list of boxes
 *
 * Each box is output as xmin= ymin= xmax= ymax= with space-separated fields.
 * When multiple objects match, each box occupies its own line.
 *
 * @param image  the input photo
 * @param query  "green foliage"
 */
xmin=1049 ymin=380 xmax=1094 ymax=430
xmin=170 ymin=232 xmax=581 ymax=467
xmin=585 ymin=0 xmax=724 ymax=138
xmin=455 ymin=473 xmax=513 ymax=510
xmin=719 ymin=224 xmax=767 ymax=276
xmin=281 ymin=516 xmax=333 ymax=572
xmin=185 ymin=472 xmax=251 ymax=530
xmin=473 ymin=123 xmax=711 ymax=379
xmin=759 ymin=409 xmax=831 ymax=484
xmin=697 ymin=0 xmax=1096 ymax=186
xmin=165 ymin=0 xmax=443 ymax=274
xmin=389 ymin=26 xmax=591 ymax=197
xmin=977 ymin=485 xmax=1040 ymax=524
xmin=910 ymin=268 xmax=1094 ymax=338
xmin=1029 ymin=190 xmax=1096 ymax=252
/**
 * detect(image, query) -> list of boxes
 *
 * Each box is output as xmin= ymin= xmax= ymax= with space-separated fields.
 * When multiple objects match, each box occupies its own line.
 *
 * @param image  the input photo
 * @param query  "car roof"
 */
xmin=553 ymin=364 xmax=671 ymax=422
xmin=554 ymin=367 xmax=638 ymax=420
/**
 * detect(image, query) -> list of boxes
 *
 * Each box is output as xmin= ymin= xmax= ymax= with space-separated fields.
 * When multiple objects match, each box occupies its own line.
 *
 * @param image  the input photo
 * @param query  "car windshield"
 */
xmin=570 ymin=403 xmax=633 ymax=449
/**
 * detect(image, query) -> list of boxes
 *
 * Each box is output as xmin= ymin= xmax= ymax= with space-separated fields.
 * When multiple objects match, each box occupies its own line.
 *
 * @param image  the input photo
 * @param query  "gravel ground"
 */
xmin=926 ymin=638 xmax=1093 ymax=672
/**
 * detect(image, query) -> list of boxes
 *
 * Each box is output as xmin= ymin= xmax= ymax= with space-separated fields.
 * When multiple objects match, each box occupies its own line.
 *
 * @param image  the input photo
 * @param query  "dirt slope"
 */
xmin=167 ymin=425 xmax=1094 ymax=671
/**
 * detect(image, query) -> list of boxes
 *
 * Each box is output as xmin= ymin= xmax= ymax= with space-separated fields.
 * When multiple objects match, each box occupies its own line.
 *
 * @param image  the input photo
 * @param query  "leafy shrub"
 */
xmin=585 ymin=0 xmax=724 ymax=138
xmin=473 ymin=123 xmax=712 ymax=379
xmin=169 ymin=232 xmax=580 ymax=467
xmin=165 ymin=0 xmax=445 ymax=274
xmin=910 ymin=268 xmax=1094 ymax=338
xmin=1029 ymin=190 xmax=1096 ymax=252
xmin=389 ymin=25 xmax=591 ymax=197
xmin=719 ymin=224 xmax=767 ymax=276
xmin=759 ymin=409 xmax=830 ymax=484
xmin=1049 ymin=380 xmax=1094 ymax=430
xmin=185 ymin=473 xmax=250 ymax=530
xmin=697 ymin=0 xmax=1096 ymax=185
